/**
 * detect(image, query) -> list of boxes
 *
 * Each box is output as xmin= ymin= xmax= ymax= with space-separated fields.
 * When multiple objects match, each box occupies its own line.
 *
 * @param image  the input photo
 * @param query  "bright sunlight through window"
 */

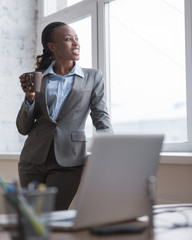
xmin=108 ymin=0 xmax=186 ymax=143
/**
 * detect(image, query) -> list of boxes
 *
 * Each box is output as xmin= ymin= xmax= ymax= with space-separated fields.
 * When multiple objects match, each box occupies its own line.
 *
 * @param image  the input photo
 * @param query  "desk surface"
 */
xmin=0 ymin=204 xmax=192 ymax=240
xmin=0 ymin=227 xmax=192 ymax=240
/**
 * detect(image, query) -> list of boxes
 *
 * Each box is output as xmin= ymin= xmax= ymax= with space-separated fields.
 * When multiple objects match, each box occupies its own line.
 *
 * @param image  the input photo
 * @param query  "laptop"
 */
xmin=48 ymin=134 xmax=164 ymax=231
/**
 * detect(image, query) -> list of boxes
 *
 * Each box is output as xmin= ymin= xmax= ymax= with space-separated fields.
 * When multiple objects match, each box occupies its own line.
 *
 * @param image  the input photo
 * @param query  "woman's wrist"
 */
xmin=26 ymin=93 xmax=35 ymax=104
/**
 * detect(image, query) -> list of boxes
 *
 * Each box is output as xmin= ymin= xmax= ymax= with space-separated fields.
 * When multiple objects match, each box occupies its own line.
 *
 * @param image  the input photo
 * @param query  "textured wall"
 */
xmin=0 ymin=0 xmax=37 ymax=152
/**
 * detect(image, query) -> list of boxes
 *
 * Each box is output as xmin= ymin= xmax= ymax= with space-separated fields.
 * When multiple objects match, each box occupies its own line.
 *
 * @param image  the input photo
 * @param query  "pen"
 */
xmin=34 ymin=183 xmax=46 ymax=214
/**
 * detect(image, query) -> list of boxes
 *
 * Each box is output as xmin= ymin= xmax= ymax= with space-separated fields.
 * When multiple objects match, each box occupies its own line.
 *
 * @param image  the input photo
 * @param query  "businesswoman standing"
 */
xmin=16 ymin=22 xmax=113 ymax=210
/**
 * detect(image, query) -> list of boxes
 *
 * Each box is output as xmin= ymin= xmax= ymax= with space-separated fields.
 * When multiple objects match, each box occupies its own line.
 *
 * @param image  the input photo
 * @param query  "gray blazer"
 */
xmin=16 ymin=68 xmax=113 ymax=167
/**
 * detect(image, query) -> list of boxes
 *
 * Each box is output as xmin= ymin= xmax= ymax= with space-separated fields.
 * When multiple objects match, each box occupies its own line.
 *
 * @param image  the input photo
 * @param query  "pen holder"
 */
xmin=3 ymin=186 xmax=58 ymax=240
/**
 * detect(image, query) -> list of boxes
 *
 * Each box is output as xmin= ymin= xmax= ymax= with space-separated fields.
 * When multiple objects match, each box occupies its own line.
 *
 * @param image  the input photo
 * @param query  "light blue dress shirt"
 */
xmin=44 ymin=61 xmax=84 ymax=120
xmin=26 ymin=61 xmax=84 ymax=120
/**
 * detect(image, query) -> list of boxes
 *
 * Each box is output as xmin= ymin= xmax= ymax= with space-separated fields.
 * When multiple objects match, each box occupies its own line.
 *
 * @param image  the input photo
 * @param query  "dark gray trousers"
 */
xmin=18 ymin=142 xmax=83 ymax=211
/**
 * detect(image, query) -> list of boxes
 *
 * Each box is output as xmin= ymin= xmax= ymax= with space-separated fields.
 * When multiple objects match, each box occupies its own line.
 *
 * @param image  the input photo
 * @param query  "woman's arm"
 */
xmin=16 ymin=74 xmax=36 ymax=135
xmin=90 ymin=70 xmax=113 ymax=133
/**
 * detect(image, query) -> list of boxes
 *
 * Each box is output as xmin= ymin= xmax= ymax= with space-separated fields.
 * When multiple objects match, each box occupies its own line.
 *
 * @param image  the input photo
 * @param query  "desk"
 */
xmin=0 ymin=227 xmax=191 ymax=240
xmin=0 ymin=230 xmax=149 ymax=240
xmin=0 ymin=205 xmax=192 ymax=240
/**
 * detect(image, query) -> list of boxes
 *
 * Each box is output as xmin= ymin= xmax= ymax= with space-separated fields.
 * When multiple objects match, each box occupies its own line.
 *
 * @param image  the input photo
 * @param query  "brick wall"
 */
xmin=0 ymin=0 xmax=37 ymax=152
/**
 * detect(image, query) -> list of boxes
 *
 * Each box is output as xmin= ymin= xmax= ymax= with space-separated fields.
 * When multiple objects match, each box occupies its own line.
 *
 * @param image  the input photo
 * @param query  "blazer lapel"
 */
xmin=56 ymin=73 xmax=87 ymax=121
xmin=40 ymin=76 xmax=48 ymax=99
xmin=38 ymin=76 xmax=56 ymax=122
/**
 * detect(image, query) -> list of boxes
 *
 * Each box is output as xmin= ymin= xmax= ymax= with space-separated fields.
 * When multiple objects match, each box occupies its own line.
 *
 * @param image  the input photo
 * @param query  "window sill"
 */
xmin=0 ymin=153 xmax=20 ymax=160
xmin=160 ymin=152 xmax=192 ymax=165
xmin=0 ymin=152 xmax=192 ymax=165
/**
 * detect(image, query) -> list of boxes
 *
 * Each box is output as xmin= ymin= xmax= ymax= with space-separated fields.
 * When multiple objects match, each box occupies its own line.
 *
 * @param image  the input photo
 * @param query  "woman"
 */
xmin=16 ymin=22 xmax=113 ymax=210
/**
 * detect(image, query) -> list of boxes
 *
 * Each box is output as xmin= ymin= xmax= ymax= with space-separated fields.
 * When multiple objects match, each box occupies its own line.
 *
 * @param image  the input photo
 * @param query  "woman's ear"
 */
xmin=47 ymin=42 xmax=55 ymax=53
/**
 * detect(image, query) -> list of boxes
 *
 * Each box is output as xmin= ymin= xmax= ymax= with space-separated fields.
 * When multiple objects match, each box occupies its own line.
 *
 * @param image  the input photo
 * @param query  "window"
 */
xmin=38 ymin=0 xmax=192 ymax=152
xmin=44 ymin=0 xmax=83 ymax=16
xmin=70 ymin=17 xmax=92 ymax=69
xmin=105 ymin=0 xmax=189 ymax=152
xmin=1 ymin=0 xmax=191 ymax=155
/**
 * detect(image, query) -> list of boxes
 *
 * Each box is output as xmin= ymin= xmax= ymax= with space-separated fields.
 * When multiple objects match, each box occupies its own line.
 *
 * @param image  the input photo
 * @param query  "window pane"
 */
xmin=107 ymin=0 xmax=186 ymax=143
xmin=70 ymin=18 xmax=92 ymax=69
xmin=44 ymin=0 xmax=83 ymax=17
xmin=70 ymin=17 xmax=93 ymax=138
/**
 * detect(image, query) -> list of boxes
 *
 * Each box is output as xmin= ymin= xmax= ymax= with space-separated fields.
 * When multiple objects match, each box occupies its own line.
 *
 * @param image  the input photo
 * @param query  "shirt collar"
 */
xmin=43 ymin=61 xmax=84 ymax=78
xmin=74 ymin=62 xmax=84 ymax=78
xmin=43 ymin=61 xmax=55 ymax=76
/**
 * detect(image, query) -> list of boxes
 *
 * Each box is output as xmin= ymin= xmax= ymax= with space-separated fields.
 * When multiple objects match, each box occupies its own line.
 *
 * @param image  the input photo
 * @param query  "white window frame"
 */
xmin=37 ymin=0 xmax=192 ymax=153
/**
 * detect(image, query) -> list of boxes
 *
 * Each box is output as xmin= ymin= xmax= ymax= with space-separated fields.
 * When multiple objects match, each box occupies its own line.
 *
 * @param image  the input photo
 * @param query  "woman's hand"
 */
xmin=19 ymin=74 xmax=35 ymax=104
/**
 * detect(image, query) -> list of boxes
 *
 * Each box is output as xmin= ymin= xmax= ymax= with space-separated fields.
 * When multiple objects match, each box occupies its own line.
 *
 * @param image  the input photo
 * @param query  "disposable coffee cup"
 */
xmin=25 ymin=71 xmax=42 ymax=93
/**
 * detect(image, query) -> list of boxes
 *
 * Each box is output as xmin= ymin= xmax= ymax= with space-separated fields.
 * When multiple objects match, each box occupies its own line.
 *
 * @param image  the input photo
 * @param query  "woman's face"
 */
xmin=48 ymin=25 xmax=80 ymax=62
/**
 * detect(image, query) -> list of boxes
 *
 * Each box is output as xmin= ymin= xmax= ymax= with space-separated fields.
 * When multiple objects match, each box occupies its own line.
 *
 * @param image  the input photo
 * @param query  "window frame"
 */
xmin=38 ymin=0 xmax=192 ymax=152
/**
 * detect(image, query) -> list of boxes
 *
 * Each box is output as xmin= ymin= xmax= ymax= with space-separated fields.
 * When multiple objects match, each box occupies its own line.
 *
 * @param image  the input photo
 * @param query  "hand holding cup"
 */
xmin=19 ymin=72 xmax=42 ymax=104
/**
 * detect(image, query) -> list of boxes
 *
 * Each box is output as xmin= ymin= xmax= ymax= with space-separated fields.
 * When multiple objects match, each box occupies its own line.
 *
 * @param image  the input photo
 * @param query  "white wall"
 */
xmin=0 ymin=0 xmax=37 ymax=212
xmin=0 ymin=0 xmax=37 ymax=153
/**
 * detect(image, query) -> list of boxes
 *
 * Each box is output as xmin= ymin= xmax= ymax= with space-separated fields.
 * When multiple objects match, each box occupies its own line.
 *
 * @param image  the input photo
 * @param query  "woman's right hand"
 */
xmin=19 ymin=74 xmax=35 ymax=104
